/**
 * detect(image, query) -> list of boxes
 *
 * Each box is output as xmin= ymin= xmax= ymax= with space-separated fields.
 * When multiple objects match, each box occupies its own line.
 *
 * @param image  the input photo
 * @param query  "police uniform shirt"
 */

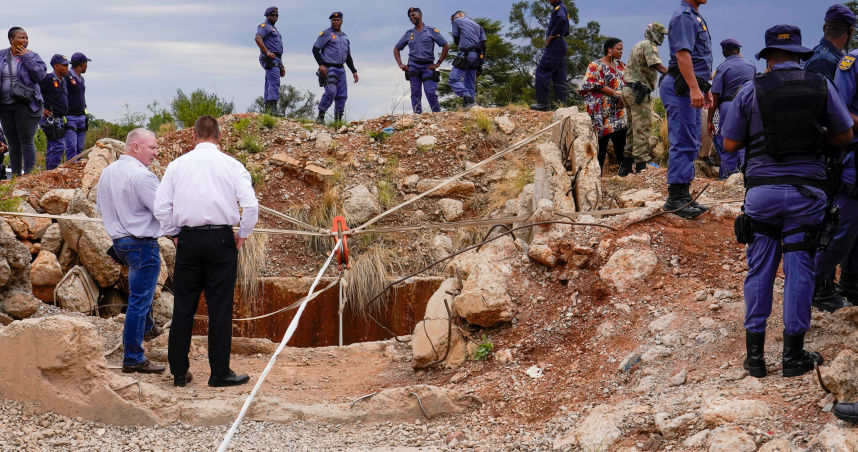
xmin=667 ymin=0 xmax=713 ymax=77
xmin=38 ymin=72 xmax=68 ymax=116
xmin=257 ymin=20 xmax=284 ymax=54
xmin=806 ymin=38 xmax=844 ymax=82
xmin=722 ymin=61 xmax=853 ymax=181
xmin=834 ymin=50 xmax=858 ymax=185
xmin=711 ymin=55 xmax=757 ymax=99
xmin=314 ymin=28 xmax=350 ymax=65
xmin=546 ymin=3 xmax=570 ymax=38
xmin=452 ymin=17 xmax=486 ymax=50
xmin=625 ymin=39 xmax=663 ymax=90
xmin=395 ymin=26 xmax=448 ymax=63
xmin=66 ymin=70 xmax=86 ymax=116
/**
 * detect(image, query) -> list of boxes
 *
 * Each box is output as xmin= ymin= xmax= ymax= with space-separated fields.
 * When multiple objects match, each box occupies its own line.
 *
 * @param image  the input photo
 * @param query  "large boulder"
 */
xmin=599 ymin=248 xmax=658 ymax=293
xmin=412 ymin=278 xmax=466 ymax=368
xmin=66 ymin=188 xmax=99 ymax=217
xmin=40 ymin=223 xmax=63 ymax=255
xmin=152 ymin=292 xmax=173 ymax=325
xmin=81 ymin=138 xmax=123 ymax=197
xmin=450 ymin=236 xmax=518 ymax=327
xmin=536 ymin=142 xmax=576 ymax=214
xmin=342 ymin=184 xmax=381 ymax=225
xmin=1 ymin=291 xmax=40 ymax=319
xmin=158 ymin=237 xmax=176 ymax=275
xmin=57 ymin=216 xmax=120 ymax=287
xmin=416 ymin=135 xmax=437 ymax=151
xmin=39 ymin=189 xmax=75 ymax=215
xmin=820 ymin=349 xmax=858 ymax=402
xmin=816 ymin=423 xmax=858 ymax=451
xmin=551 ymin=109 xmax=602 ymax=211
xmin=415 ymin=179 xmax=475 ymax=198
xmin=30 ymin=251 xmax=62 ymax=302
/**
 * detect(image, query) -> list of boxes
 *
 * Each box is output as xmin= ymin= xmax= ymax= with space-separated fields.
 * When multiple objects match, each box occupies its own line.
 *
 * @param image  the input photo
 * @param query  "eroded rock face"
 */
xmin=551 ymin=109 xmax=601 ymax=212
xmin=412 ymin=278 xmax=466 ymax=368
xmin=449 ymin=236 xmax=518 ymax=327
xmin=599 ymin=248 xmax=658 ymax=293
xmin=39 ymin=189 xmax=76 ymax=215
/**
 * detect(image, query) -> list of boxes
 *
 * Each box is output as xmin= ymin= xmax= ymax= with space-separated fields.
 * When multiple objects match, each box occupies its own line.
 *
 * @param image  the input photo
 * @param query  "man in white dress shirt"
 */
xmin=97 ymin=128 xmax=166 ymax=374
xmin=154 ymin=116 xmax=259 ymax=388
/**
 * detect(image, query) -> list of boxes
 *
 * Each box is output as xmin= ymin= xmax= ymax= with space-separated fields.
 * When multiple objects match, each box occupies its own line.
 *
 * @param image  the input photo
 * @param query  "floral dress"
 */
xmin=580 ymin=60 xmax=628 ymax=137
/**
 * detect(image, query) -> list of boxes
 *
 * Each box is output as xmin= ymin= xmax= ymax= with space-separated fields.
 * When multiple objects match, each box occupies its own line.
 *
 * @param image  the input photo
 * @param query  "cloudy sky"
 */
xmin=2 ymin=1 xmax=840 ymax=123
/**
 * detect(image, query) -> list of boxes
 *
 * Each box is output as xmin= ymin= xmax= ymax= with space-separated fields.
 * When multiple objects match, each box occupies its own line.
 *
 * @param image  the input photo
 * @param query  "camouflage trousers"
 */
xmin=621 ymin=85 xmax=653 ymax=163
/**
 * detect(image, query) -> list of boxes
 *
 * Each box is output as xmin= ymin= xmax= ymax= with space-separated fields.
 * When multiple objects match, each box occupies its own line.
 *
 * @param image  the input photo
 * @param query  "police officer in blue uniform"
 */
xmin=313 ymin=12 xmax=359 ymax=124
xmin=811 ymin=35 xmax=858 ymax=313
xmin=660 ymin=0 xmax=712 ymax=219
xmin=255 ymin=7 xmax=285 ymax=114
xmin=722 ymin=25 xmax=854 ymax=379
xmin=707 ymin=39 xmax=757 ymax=179
xmin=805 ymin=4 xmax=856 ymax=82
xmin=530 ymin=0 xmax=570 ymax=111
xmin=449 ymin=11 xmax=486 ymax=109
xmin=65 ymin=52 xmax=90 ymax=159
xmin=38 ymin=54 xmax=70 ymax=170
xmin=394 ymin=7 xmax=450 ymax=114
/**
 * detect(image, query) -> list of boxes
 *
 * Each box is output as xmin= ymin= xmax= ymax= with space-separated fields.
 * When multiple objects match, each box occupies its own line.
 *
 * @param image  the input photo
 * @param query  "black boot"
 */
xmin=838 ymin=272 xmax=858 ymax=305
xmin=462 ymin=96 xmax=475 ymax=109
xmin=782 ymin=331 xmax=823 ymax=377
xmin=0 ymin=164 xmax=5 ymax=180
xmin=635 ymin=161 xmax=648 ymax=173
xmin=618 ymin=159 xmax=634 ymax=177
xmin=316 ymin=110 xmax=326 ymax=124
xmin=264 ymin=100 xmax=278 ymax=115
xmin=530 ymin=103 xmax=550 ymax=111
xmin=743 ymin=330 xmax=767 ymax=378
xmin=813 ymin=279 xmax=850 ymax=312
xmin=681 ymin=183 xmax=709 ymax=214
xmin=334 ymin=112 xmax=343 ymax=123
xmin=664 ymin=184 xmax=705 ymax=219
xmin=833 ymin=402 xmax=858 ymax=423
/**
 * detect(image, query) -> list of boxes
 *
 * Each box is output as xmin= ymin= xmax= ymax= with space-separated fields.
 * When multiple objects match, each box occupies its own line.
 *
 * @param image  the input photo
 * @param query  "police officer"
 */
xmin=38 ymin=54 xmax=69 ymax=170
xmin=255 ymin=7 xmax=285 ymax=115
xmin=530 ymin=0 xmax=570 ymax=111
xmin=721 ymin=25 xmax=853 ymax=379
xmin=660 ymin=0 xmax=712 ymax=219
xmin=394 ymin=7 xmax=450 ymax=114
xmin=706 ymin=39 xmax=757 ymax=179
xmin=619 ymin=22 xmax=668 ymax=176
xmin=449 ymin=11 xmax=486 ymax=109
xmin=65 ymin=52 xmax=90 ymax=159
xmin=313 ymin=12 xmax=358 ymax=124
xmin=805 ymin=4 xmax=856 ymax=82
xmin=811 ymin=32 xmax=858 ymax=313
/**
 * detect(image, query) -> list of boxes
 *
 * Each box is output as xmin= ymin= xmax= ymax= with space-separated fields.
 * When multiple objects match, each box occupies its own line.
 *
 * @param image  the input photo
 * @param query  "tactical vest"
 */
xmin=744 ymin=67 xmax=830 ymax=190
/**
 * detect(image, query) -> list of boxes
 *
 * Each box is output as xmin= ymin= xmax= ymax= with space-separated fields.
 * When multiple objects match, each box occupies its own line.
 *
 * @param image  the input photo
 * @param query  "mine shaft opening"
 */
xmin=189 ymin=277 xmax=443 ymax=347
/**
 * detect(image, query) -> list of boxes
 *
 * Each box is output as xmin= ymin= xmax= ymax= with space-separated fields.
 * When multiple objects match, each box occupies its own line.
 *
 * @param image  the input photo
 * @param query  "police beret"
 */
xmin=330 ymin=12 xmax=343 ymax=19
xmin=408 ymin=7 xmax=422 ymax=16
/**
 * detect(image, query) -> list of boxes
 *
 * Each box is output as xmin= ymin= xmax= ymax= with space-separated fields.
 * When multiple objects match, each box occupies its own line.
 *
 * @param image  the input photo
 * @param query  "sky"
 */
xmin=1 ymin=1 xmax=843 ymax=123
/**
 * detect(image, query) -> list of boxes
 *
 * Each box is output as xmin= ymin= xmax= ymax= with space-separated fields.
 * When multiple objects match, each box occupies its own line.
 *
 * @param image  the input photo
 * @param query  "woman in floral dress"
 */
xmin=581 ymin=37 xmax=628 ymax=172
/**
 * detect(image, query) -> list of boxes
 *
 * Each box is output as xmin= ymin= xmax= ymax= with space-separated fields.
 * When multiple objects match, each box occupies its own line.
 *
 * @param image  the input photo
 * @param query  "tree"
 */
xmin=847 ymin=2 xmax=858 ymax=51
xmin=507 ymin=0 xmax=604 ymax=106
xmin=169 ymin=89 xmax=234 ymax=129
xmin=248 ymin=85 xmax=317 ymax=119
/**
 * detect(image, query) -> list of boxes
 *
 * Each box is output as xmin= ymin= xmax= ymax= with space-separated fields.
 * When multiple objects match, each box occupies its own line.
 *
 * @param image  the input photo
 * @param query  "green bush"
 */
xmin=170 ymin=89 xmax=234 ymax=129
xmin=473 ymin=334 xmax=494 ymax=361
xmin=146 ymin=101 xmax=175 ymax=133
xmin=258 ymin=114 xmax=278 ymax=129
xmin=0 ymin=182 xmax=21 ymax=212
xmin=368 ymin=131 xmax=387 ymax=143
xmin=233 ymin=118 xmax=253 ymax=135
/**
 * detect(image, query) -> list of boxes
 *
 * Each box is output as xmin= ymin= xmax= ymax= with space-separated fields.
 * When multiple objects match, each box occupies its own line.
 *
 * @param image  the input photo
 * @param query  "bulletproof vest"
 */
xmin=746 ymin=67 xmax=828 ymax=163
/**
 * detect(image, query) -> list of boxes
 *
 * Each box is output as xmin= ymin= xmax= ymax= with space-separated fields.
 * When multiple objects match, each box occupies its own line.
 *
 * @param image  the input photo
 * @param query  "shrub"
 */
xmin=238 ymin=135 xmax=263 ymax=154
xmin=233 ymin=118 xmax=253 ymax=135
xmin=170 ymin=89 xmax=234 ymax=129
xmin=258 ymin=114 xmax=278 ymax=129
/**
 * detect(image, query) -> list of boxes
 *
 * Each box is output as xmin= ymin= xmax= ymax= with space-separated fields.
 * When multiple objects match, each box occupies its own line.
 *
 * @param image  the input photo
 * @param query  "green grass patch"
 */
xmin=258 ymin=114 xmax=278 ymax=129
xmin=232 ymin=117 xmax=253 ymax=135
xmin=238 ymin=135 xmax=264 ymax=154
xmin=0 ymin=182 xmax=22 ymax=212
xmin=368 ymin=131 xmax=387 ymax=143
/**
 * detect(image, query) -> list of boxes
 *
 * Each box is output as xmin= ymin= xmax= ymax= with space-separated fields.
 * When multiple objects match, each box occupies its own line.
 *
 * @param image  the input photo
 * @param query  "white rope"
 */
xmin=216 ymin=239 xmax=342 ymax=452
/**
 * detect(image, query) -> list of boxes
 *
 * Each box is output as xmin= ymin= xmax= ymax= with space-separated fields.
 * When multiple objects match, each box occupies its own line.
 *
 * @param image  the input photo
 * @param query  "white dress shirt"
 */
xmin=96 ymin=155 xmax=163 ymax=240
xmin=153 ymin=142 xmax=259 ymax=238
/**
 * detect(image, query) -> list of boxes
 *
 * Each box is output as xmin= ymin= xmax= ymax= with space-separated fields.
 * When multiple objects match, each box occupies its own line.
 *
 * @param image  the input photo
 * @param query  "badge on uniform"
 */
xmin=410 ymin=34 xmax=414 ymax=40
xmin=433 ymin=28 xmax=439 ymax=33
xmin=319 ymin=31 xmax=324 ymax=37
xmin=53 ymin=80 xmax=58 ymax=88
xmin=841 ymin=55 xmax=856 ymax=71
xmin=70 ymin=78 xmax=77 ymax=85
xmin=260 ymin=23 xmax=266 ymax=28
xmin=332 ymin=34 xmax=337 ymax=39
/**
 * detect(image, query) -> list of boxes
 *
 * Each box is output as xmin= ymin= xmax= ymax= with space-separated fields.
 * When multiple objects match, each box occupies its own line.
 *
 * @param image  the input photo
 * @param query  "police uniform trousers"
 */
xmin=660 ymin=73 xmax=700 ymax=184
xmin=168 ymin=226 xmax=238 ymax=379
xmin=534 ymin=38 xmax=568 ymax=106
xmin=318 ymin=66 xmax=348 ymax=117
xmin=40 ymin=116 xmax=67 ymax=170
xmin=620 ymin=86 xmax=653 ymax=164
xmin=815 ymin=193 xmax=858 ymax=282
xmin=744 ymin=185 xmax=826 ymax=335
xmin=64 ymin=115 xmax=86 ymax=157
xmin=449 ymin=53 xmax=478 ymax=100
xmin=408 ymin=62 xmax=441 ymax=114
xmin=259 ymin=54 xmax=282 ymax=102
xmin=714 ymin=101 xmax=744 ymax=179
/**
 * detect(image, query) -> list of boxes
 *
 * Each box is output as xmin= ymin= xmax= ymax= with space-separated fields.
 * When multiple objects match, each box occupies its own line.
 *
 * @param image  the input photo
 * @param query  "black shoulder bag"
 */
xmin=7 ymin=50 xmax=36 ymax=104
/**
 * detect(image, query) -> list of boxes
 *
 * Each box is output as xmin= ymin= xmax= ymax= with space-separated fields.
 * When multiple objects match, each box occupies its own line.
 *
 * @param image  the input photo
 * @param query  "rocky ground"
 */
xmin=2 ymin=107 xmax=858 ymax=451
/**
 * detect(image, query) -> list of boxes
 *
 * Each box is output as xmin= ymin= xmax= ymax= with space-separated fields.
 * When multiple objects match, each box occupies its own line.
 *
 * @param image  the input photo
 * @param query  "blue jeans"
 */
xmin=744 ymin=185 xmax=826 ymax=334
xmin=660 ymin=74 xmax=701 ymax=184
xmin=113 ymin=237 xmax=160 ymax=366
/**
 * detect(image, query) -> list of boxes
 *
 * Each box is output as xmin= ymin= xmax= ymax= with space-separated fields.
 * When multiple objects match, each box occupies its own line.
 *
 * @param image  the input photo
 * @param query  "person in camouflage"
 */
xmin=619 ymin=22 xmax=669 ymax=176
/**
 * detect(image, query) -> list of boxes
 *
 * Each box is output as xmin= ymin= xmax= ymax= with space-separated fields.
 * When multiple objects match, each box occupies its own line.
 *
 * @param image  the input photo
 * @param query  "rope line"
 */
xmin=216 ymin=239 xmax=342 ymax=452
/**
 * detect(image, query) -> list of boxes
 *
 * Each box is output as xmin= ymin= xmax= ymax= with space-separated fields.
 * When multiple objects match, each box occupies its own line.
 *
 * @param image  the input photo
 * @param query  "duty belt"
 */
xmin=180 ymin=225 xmax=232 ymax=232
xmin=323 ymin=62 xmax=344 ymax=68
xmin=409 ymin=59 xmax=433 ymax=65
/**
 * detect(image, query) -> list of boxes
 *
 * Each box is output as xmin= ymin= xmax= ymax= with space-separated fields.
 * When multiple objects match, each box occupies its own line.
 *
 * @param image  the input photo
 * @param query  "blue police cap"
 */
xmin=825 ymin=4 xmax=857 ymax=27
xmin=330 ymin=12 xmax=343 ymax=19
xmin=755 ymin=24 xmax=813 ymax=60
xmin=50 ymin=54 xmax=70 ymax=66
xmin=408 ymin=7 xmax=422 ymax=16
xmin=720 ymin=38 xmax=741 ymax=50
xmin=264 ymin=6 xmax=277 ymax=16
xmin=70 ymin=52 xmax=90 ymax=65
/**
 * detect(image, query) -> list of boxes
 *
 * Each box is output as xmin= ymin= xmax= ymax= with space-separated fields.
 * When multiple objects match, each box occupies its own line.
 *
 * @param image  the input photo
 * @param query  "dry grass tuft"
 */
xmin=237 ymin=233 xmax=269 ymax=309
xmin=307 ymin=184 xmax=340 ymax=254
xmin=484 ymin=157 xmax=534 ymax=213
xmin=344 ymin=246 xmax=390 ymax=319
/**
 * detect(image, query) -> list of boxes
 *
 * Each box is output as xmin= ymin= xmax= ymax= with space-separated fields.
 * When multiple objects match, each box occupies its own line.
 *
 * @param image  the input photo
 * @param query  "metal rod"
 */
xmin=338 ymin=278 xmax=344 ymax=347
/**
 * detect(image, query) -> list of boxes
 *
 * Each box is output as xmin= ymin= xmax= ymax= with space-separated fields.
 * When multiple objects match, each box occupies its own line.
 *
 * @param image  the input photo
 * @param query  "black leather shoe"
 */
xmin=316 ymin=111 xmax=326 ymax=124
xmin=122 ymin=359 xmax=166 ymax=374
xmin=143 ymin=324 xmax=162 ymax=342
xmin=618 ymin=159 xmax=634 ymax=177
xmin=743 ymin=330 xmax=767 ymax=378
xmin=782 ymin=331 xmax=823 ymax=377
xmin=208 ymin=370 xmax=250 ymax=387
xmin=834 ymin=402 xmax=858 ymax=423
xmin=635 ymin=162 xmax=648 ymax=173
xmin=174 ymin=372 xmax=193 ymax=387
xmin=813 ymin=279 xmax=850 ymax=313
xmin=529 ymin=103 xmax=550 ymax=111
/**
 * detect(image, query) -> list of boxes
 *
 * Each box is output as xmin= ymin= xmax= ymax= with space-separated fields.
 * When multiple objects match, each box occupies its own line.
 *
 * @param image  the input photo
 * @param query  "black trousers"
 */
xmin=0 ymin=103 xmax=40 ymax=175
xmin=597 ymin=129 xmax=627 ymax=169
xmin=168 ymin=227 xmax=238 ymax=378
